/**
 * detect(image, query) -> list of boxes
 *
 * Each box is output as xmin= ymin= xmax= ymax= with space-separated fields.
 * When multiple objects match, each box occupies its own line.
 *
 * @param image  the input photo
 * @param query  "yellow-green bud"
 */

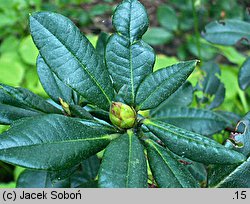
xmin=59 ymin=97 xmax=70 ymax=115
xmin=109 ymin=102 xmax=136 ymax=129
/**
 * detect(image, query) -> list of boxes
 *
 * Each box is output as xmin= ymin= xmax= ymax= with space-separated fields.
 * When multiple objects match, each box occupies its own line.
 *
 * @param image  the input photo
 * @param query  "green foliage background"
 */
xmin=0 ymin=0 xmax=250 ymax=187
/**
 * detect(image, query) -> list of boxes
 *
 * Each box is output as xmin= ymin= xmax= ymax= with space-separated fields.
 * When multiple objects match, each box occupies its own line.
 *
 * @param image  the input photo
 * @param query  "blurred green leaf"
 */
xmin=239 ymin=57 xmax=250 ymax=90
xmin=0 ymin=182 xmax=16 ymax=188
xmin=157 ymin=5 xmax=178 ymax=31
xmin=212 ymin=45 xmax=246 ymax=66
xmin=89 ymin=4 xmax=112 ymax=16
xmin=196 ymin=61 xmax=225 ymax=109
xmin=0 ymin=53 xmax=25 ymax=86
xmin=0 ymin=36 xmax=19 ymax=53
xmin=19 ymin=35 xmax=38 ymax=66
xmin=153 ymin=54 xmax=178 ymax=71
xmin=186 ymin=37 xmax=217 ymax=60
xmin=142 ymin=27 xmax=173 ymax=45
xmin=203 ymin=19 xmax=250 ymax=46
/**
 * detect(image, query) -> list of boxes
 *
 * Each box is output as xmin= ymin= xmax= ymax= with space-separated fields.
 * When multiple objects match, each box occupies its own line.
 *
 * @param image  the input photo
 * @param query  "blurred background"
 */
xmin=0 ymin=0 xmax=250 ymax=187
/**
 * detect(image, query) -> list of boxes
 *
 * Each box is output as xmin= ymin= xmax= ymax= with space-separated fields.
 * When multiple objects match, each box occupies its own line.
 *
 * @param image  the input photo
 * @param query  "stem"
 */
xmin=192 ymin=0 xmax=201 ymax=61
xmin=238 ymin=90 xmax=249 ymax=113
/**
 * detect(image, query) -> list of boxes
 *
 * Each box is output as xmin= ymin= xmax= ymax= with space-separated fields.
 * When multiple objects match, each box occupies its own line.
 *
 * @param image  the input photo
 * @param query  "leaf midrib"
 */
xmin=137 ymin=67 xmax=188 ymax=110
xmin=213 ymin=157 xmax=250 ymax=188
xmin=0 ymin=135 xmax=113 ymax=151
xmin=153 ymin=115 xmax=226 ymax=122
xmin=145 ymin=120 xmax=225 ymax=149
xmin=32 ymin=16 xmax=112 ymax=105
xmin=125 ymin=133 xmax=132 ymax=187
xmin=147 ymin=140 xmax=183 ymax=187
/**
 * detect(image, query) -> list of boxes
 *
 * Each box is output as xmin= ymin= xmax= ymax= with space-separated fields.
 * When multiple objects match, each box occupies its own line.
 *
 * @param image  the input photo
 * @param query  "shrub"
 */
xmin=0 ymin=0 xmax=249 ymax=188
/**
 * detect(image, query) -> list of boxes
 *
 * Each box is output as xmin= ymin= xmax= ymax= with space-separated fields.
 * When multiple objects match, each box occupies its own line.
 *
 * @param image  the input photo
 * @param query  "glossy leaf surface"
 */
xmin=151 ymin=82 xmax=193 ymax=116
xmin=106 ymin=0 xmax=154 ymax=105
xmin=106 ymin=34 xmax=155 ymax=105
xmin=98 ymin=131 xmax=147 ymax=188
xmin=0 ymin=84 xmax=61 ymax=114
xmin=0 ymin=104 xmax=41 ymax=125
xmin=0 ymin=114 xmax=118 ymax=170
xmin=136 ymin=60 xmax=197 ymax=110
xmin=145 ymin=139 xmax=199 ymax=188
xmin=113 ymin=0 xmax=148 ymax=42
xmin=151 ymin=107 xmax=229 ymax=135
xmin=143 ymin=119 xmax=245 ymax=164
xmin=17 ymin=169 xmax=70 ymax=188
xmin=37 ymin=55 xmax=74 ymax=104
xmin=30 ymin=12 xmax=114 ymax=110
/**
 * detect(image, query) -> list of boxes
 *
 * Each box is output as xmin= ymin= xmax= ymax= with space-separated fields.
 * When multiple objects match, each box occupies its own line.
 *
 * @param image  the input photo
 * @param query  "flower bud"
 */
xmin=109 ymin=102 xmax=136 ymax=129
xmin=59 ymin=97 xmax=70 ymax=115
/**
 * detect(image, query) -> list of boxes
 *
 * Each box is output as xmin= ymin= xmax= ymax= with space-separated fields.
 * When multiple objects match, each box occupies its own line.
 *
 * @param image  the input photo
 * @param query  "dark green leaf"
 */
xmin=157 ymin=5 xmax=178 ymax=31
xmin=49 ymin=165 xmax=79 ymax=182
xmin=142 ymin=27 xmax=173 ymax=45
xmin=239 ymin=57 xmax=250 ymax=90
xmin=81 ymin=155 xmax=100 ymax=180
xmin=107 ymin=0 xmax=154 ymax=105
xmin=198 ymin=62 xmax=221 ymax=95
xmin=87 ymin=106 xmax=110 ymax=122
xmin=215 ymin=111 xmax=241 ymax=128
xmin=106 ymin=34 xmax=155 ymax=105
xmin=49 ymin=156 xmax=100 ymax=188
xmin=207 ymin=83 xmax=225 ymax=109
xmin=30 ymin=12 xmax=114 ymax=110
xmin=151 ymin=107 xmax=229 ymax=136
xmin=136 ymin=60 xmax=198 ymax=110
xmin=37 ymin=55 xmax=74 ymax=104
xmin=184 ymin=160 xmax=207 ymax=185
xmin=69 ymin=105 xmax=94 ymax=120
xmin=186 ymin=37 xmax=217 ymax=60
xmin=96 ymin=32 xmax=109 ymax=61
xmin=203 ymin=19 xmax=250 ymax=45
xmin=143 ymin=119 xmax=246 ymax=164
xmin=112 ymin=0 xmax=149 ymax=43
xmin=196 ymin=61 xmax=225 ymax=109
xmin=0 ymin=83 xmax=61 ymax=114
xmin=0 ymin=104 xmax=42 ymax=125
xmin=151 ymin=82 xmax=193 ymax=116
xmin=208 ymin=112 xmax=250 ymax=188
xmin=69 ymin=170 xmax=89 ymax=188
xmin=16 ymin=169 xmax=70 ymax=188
xmin=0 ymin=114 xmax=118 ymax=170
xmin=76 ymin=180 xmax=98 ymax=188
xmin=69 ymin=156 xmax=100 ymax=187
xmin=98 ymin=130 xmax=147 ymax=188
xmin=209 ymin=158 xmax=250 ymax=188
xmin=208 ymin=164 xmax=238 ymax=188
xmin=145 ymin=139 xmax=199 ymax=188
